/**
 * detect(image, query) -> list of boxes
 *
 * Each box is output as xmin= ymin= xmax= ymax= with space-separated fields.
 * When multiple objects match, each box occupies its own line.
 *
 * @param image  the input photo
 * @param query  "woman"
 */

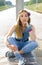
xmin=5 ymin=10 xmax=38 ymax=65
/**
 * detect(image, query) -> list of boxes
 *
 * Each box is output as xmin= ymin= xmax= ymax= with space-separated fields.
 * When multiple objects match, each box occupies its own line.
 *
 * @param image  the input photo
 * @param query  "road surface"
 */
xmin=0 ymin=7 xmax=42 ymax=65
xmin=0 ymin=7 xmax=42 ymax=40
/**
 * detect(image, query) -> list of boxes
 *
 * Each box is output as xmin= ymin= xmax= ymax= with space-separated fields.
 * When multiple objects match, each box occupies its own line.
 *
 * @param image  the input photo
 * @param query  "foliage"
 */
xmin=0 ymin=5 xmax=12 ymax=11
xmin=0 ymin=0 xmax=5 ymax=6
xmin=25 ymin=3 xmax=42 ymax=13
xmin=30 ymin=0 xmax=42 ymax=5
xmin=5 ymin=1 xmax=12 ymax=5
xmin=24 ymin=2 xmax=29 ymax=6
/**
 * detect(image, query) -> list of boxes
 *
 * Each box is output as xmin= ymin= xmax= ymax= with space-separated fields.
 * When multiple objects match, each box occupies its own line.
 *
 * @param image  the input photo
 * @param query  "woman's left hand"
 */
xmin=29 ymin=25 xmax=36 ymax=41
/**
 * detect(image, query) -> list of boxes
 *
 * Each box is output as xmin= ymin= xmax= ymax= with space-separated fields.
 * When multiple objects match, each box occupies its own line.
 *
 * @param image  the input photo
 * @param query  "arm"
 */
xmin=29 ymin=25 xmax=36 ymax=41
xmin=4 ymin=25 xmax=16 ymax=45
xmin=5 ymin=25 xmax=16 ymax=38
xmin=4 ymin=25 xmax=17 ymax=50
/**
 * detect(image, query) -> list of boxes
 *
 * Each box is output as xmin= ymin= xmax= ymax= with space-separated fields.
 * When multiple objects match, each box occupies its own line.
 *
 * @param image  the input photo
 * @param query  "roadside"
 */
xmin=0 ymin=38 xmax=42 ymax=65
xmin=0 ymin=5 xmax=14 ymax=11
xmin=0 ymin=7 xmax=42 ymax=65
xmin=0 ymin=2 xmax=42 ymax=13
xmin=25 ymin=3 xmax=42 ymax=13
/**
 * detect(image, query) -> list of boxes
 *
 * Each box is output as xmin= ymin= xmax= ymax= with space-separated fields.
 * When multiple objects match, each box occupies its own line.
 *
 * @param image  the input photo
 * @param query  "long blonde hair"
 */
xmin=15 ymin=10 xmax=31 ymax=38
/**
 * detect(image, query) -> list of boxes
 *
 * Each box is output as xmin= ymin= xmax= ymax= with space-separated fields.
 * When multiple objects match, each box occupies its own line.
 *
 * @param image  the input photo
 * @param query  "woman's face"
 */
xmin=19 ymin=12 xmax=29 ymax=27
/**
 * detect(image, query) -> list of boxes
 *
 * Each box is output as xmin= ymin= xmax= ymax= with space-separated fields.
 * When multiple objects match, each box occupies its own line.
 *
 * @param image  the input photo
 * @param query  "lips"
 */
xmin=23 ymin=23 xmax=27 ymax=27
xmin=24 ymin=23 xmax=27 ymax=25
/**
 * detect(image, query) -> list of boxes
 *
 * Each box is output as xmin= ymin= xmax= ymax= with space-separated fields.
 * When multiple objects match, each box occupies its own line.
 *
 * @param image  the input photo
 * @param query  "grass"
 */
xmin=0 ymin=5 xmax=13 ymax=11
xmin=0 ymin=3 xmax=42 ymax=13
xmin=25 ymin=3 xmax=42 ymax=13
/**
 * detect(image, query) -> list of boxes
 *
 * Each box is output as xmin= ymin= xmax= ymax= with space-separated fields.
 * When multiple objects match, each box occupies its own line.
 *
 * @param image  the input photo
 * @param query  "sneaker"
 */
xmin=18 ymin=59 xmax=26 ymax=65
xmin=5 ymin=51 xmax=15 ymax=58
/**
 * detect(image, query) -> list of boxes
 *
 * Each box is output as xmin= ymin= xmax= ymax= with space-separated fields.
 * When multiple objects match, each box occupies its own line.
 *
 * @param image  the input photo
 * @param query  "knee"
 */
xmin=6 ymin=37 xmax=12 ymax=46
xmin=7 ymin=36 xmax=15 ymax=45
xmin=4 ymin=36 xmax=11 ymax=43
xmin=6 ymin=37 xmax=18 ymax=51
xmin=32 ymin=41 xmax=38 ymax=48
xmin=28 ymin=40 xmax=38 ymax=48
xmin=4 ymin=36 xmax=10 ymax=46
xmin=7 ymin=36 xmax=13 ymax=42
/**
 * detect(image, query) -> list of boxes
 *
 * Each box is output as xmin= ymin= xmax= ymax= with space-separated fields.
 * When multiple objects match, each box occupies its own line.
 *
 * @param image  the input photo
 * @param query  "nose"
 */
xmin=24 ymin=22 xmax=27 ymax=24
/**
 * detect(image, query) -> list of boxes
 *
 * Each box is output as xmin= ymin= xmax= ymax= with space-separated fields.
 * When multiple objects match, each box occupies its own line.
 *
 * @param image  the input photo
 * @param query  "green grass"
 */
xmin=0 ymin=5 xmax=13 ymax=11
xmin=25 ymin=3 xmax=42 ymax=13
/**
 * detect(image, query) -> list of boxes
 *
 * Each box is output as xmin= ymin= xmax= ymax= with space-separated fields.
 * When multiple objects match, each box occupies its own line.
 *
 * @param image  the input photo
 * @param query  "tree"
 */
xmin=24 ymin=2 xmax=29 ymax=6
xmin=0 ymin=0 xmax=5 ymax=6
xmin=5 ymin=1 xmax=12 ymax=5
xmin=29 ymin=0 xmax=42 ymax=5
xmin=38 ymin=0 xmax=42 ymax=3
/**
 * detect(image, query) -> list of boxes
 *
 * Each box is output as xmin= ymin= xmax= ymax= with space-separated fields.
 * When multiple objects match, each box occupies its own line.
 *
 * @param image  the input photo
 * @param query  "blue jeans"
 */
xmin=7 ymin=37 xmax=38 ymax=60
xmin=7 ymin=37 xmax=38 ymax=53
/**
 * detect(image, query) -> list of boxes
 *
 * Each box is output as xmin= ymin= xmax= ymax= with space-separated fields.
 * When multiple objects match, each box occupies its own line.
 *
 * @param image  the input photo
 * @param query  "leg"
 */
xmin=7 ymin=37 xmax=24 ymax=60
xmin=6 ymin=37 xmax=18 ymax=51
xmin=19 ymin=41 xmax=38 ymax=54
xmin=7 ymin=37 xmax=26 ymax=65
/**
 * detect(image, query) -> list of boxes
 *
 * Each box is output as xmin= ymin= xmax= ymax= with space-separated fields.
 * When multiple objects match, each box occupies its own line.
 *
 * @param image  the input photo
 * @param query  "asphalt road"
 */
xmin=0 ymin=7 xmax=42 ymax=40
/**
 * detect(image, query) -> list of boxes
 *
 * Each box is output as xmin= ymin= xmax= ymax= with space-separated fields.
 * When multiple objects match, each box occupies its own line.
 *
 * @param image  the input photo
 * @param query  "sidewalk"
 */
xmin=35 ymin=39 xmax=42 ymax=65
xmin=0 ymin=39 xmax=42 ymax=65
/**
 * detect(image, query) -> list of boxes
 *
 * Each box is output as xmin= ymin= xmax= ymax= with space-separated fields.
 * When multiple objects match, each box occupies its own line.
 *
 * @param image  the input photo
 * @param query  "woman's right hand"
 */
xmin=7 ymin=44 xmax=18 ymax=51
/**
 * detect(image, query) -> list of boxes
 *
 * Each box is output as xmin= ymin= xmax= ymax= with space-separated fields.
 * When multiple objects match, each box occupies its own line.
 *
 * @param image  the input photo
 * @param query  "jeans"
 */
xmin=7 ymin=37 xmax=38 ymax=60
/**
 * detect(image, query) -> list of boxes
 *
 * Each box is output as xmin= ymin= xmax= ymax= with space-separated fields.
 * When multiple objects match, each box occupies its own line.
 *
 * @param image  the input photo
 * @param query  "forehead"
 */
xmin=19 ymin=11 xmax=28 ymax=15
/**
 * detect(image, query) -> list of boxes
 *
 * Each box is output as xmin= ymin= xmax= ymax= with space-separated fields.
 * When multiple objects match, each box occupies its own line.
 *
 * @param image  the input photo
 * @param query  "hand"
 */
xmin=7 ymin=44 xmax=18 ymax=51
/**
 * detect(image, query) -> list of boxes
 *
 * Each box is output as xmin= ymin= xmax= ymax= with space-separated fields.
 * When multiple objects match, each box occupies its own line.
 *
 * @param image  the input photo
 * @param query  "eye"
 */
xmin=25 ymin=14 xmax=28 ymax=17
xmin=20 ymin=15 xmax=23 ymax=17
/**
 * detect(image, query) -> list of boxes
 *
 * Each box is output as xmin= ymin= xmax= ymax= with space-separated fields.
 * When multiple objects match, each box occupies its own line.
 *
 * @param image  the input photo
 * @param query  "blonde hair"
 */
xmin=15 ymin=10 xmax=31 ymax=38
